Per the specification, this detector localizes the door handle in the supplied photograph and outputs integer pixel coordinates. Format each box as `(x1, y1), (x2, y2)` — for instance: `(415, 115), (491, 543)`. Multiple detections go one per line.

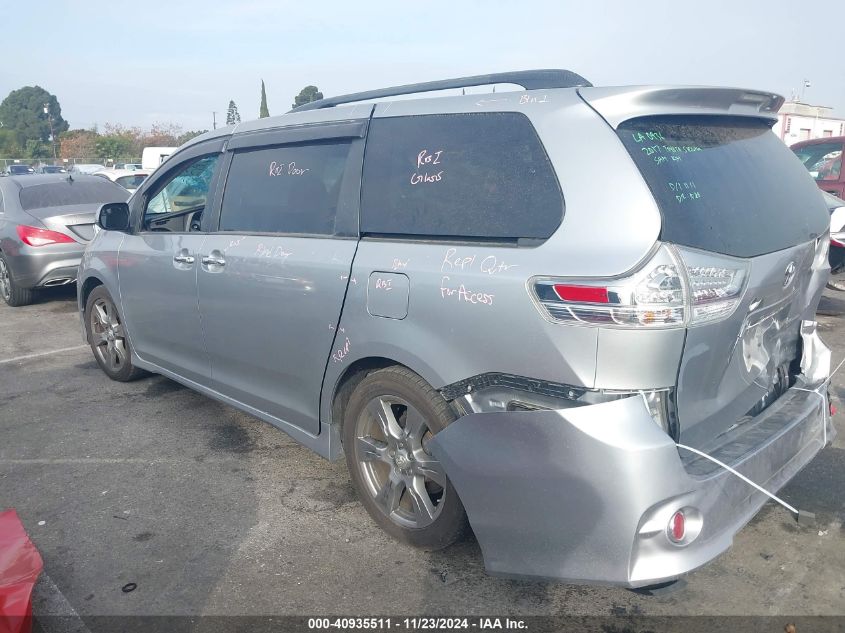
(201, 255), (226, 266)
(173, 254), (195, 264)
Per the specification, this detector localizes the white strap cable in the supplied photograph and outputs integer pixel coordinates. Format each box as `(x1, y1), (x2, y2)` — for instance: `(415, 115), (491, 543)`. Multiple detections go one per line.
(673, 356), (843, 519)
(793, 356), (845, 447)
(675, 443), (799, 515)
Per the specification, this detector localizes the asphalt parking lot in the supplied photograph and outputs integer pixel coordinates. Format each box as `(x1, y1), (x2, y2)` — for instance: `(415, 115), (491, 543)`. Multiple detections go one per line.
(1, 285), (844, 625)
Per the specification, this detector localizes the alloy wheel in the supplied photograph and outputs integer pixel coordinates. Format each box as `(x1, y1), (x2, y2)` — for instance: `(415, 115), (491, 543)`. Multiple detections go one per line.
(0, 258), (11, 302)
(90, 297), (127, 372)
(354, 395), (447, 529)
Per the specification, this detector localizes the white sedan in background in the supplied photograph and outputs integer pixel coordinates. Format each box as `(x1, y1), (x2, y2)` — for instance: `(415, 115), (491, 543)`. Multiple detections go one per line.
(93, 169), (150, 194)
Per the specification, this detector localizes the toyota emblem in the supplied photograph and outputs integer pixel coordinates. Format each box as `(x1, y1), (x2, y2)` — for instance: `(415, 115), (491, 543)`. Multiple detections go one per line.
(783, 261), (796, 288)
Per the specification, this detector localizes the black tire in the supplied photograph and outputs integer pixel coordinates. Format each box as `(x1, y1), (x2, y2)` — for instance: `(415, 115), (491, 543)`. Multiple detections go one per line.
(0, 252), (34, 307)
(84, 286), (146, 381)
(342, 366), (468, 550)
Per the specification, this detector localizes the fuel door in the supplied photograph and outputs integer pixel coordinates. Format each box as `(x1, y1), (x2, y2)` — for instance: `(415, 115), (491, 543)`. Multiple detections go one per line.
(367, 272), (409, 319)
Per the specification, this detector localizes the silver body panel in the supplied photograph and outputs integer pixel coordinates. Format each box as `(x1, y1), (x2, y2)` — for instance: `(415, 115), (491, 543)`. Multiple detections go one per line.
(197, 234), (357, 435)
(77, 82), (833, 586)
(118, 233), (210, 383)
(430, 327), (832, 587)
(677, 241), (828, 448)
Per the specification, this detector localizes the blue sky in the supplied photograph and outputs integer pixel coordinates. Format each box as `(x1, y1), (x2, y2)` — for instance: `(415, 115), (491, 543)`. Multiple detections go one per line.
(4, 0), (843, 131)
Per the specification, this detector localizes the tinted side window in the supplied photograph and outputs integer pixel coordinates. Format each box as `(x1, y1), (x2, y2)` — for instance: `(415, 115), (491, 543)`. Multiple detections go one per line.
(219, 142), (352, 235)
(360, 112), (563, 241)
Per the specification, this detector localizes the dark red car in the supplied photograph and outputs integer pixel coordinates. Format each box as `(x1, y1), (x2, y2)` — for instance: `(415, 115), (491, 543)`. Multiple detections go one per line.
(791, 135), (844, 198)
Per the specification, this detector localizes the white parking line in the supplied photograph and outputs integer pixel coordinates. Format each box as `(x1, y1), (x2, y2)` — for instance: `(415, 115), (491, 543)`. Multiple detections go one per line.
(0, 345), (88, 365)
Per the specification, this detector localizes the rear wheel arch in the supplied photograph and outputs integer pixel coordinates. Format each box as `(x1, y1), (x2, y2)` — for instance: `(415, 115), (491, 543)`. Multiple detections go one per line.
(330, 357), (457, 431)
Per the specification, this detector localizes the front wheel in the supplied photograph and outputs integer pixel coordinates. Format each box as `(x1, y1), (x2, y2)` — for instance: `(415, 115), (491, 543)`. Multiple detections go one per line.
(343, 366), (468, 550)
(84, 286), (145, 381)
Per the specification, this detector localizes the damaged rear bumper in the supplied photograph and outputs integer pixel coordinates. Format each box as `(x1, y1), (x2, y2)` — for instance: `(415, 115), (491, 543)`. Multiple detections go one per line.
(429, 326), (834, 588)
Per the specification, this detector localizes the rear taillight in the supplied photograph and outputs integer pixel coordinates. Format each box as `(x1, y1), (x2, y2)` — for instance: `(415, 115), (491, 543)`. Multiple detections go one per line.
(532, 244), (748, 328)
(679, 248), (749, 325)
(17, 225), (76, 247)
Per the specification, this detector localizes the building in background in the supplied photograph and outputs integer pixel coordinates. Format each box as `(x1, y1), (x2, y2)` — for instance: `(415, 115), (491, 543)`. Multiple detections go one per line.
(773, 101), (845, 145)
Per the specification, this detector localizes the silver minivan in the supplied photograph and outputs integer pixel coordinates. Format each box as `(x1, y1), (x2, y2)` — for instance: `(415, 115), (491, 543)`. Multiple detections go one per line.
(78, 70), (834, 587)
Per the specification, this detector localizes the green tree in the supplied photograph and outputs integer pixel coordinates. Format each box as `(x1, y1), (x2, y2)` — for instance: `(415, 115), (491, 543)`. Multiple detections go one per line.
(94, 135), (134, 162)
(25, 139), (51, 159)
(259, 80), (270, 118)
(292, 85), (323, 109)
(0, 129), (23, 157)
(226, 100), (241, 125)
(175, 130), (209, 146)
(0, 86), (69, 147)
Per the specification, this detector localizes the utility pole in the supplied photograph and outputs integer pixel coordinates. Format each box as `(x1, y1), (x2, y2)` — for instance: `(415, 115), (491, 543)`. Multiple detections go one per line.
(212, 111), (217, 130)
(799, 79), (811, 102)
(43, 103), (57, 161)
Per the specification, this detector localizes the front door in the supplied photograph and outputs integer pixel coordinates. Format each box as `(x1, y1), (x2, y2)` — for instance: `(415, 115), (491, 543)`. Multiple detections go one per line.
(119, 148), (223, 383)
(198, 129), (365, 434)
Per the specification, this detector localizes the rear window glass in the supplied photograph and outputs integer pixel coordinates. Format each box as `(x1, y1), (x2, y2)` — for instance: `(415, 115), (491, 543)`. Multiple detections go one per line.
(116, 175), (147, 189)
(618, 116), (830, 257)
(19, 179), (129, 210)
(219, 142), (351, 235)
(360, 113), (563, 241)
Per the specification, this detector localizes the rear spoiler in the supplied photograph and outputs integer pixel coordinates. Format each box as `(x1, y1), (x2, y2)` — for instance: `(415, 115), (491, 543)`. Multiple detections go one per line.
(577, 86), (783, 129)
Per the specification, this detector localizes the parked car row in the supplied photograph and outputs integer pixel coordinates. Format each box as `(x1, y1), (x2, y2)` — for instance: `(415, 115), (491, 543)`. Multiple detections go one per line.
(0, 71), (841, 590)
(3, 163), (141, 177)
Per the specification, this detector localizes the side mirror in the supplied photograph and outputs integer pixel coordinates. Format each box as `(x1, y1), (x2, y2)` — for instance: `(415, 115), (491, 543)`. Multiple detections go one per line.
(96, 202), (131, 232)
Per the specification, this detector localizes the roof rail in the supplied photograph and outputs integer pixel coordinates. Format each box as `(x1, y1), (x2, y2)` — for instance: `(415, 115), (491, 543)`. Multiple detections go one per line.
(289, 69), (592, 112)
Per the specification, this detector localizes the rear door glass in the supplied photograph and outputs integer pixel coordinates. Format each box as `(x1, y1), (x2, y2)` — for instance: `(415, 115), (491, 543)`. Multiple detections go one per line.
(219, 142), (352, 235)
(617, 116), (830, 257)
(360, 112), (563, 241)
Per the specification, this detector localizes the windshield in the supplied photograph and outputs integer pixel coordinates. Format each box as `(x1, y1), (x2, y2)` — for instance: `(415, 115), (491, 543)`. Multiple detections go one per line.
(9, 165), (34, 174)
(618, 115), (830, 257)
(792, 141), (843, 182)
(116, 175), (147, 189)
